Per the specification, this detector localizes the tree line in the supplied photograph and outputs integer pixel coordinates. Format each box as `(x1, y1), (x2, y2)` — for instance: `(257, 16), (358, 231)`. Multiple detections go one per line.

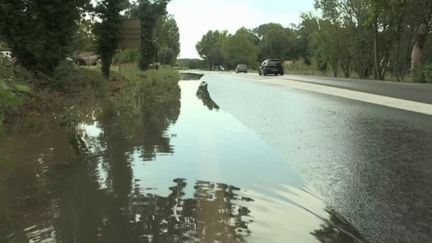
(196, 0), (432, 82)
(0, 0), (180, 78)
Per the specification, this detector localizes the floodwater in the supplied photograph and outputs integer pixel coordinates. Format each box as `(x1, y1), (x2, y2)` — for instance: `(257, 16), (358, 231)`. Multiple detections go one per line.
(0, 77), (365, 243)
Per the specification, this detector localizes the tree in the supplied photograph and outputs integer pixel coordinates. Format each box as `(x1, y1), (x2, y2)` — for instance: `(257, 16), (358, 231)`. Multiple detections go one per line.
(137, 0), (171, 71)
(254, 23), (291, 60)
(296, 13), (320, 65)
(409, 0), (432, 82)
(312, 0), (432, 81)
(254, 23), (285, 38)
(196, 30), (229, 70)
(71, 19), (97, 53)
(224, 28), (258, 69)
(94, 0), (129, 78)
(156, 16), (180, 65)
(0, 0), (89, 73)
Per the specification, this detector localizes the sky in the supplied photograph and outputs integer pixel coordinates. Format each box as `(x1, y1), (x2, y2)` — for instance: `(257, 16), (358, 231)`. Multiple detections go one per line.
(167, 0), (316, 59)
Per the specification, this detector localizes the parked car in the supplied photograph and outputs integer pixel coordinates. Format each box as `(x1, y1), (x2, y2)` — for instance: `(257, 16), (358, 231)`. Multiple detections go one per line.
(213, 65), (225, 71)
(235, 64), (248, 73)
(0, 51), (12, 60)
(73, 51), (100, 66)
(258, 59), (284, 76)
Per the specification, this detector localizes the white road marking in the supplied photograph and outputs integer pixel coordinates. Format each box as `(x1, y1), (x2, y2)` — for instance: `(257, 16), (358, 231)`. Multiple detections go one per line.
(261, 78), (432, 116)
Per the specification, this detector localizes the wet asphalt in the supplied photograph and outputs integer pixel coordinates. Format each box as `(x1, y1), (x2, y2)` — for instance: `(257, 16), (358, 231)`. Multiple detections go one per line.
(245, 73), (432, 104)
(201, 72), (432, 243)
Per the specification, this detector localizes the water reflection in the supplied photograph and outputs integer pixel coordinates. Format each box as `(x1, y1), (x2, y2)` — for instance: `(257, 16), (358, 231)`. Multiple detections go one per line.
(196, 81), (220, 111)
(98, 78), (181, 161)
(129, 179), (253, 243)
(180, 73), (204, 81)
(0, 79), (365, 243)
(311, 209), (366, 243)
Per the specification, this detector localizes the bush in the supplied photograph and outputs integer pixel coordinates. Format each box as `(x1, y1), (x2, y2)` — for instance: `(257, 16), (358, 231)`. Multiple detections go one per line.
(50, 62), (105, 92)
(0, 56), (31, 129)
(424, 64), (432, 83)
(411, 66), (426, 83)
(105, 67), (181, 135)
(112, 49), (139, 65)
(0, 0), (88, 73)
(51, 61), (77, 90)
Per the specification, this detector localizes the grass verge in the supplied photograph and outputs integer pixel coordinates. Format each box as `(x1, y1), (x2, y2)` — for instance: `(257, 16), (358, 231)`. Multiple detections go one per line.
(0, 60), (180, 133)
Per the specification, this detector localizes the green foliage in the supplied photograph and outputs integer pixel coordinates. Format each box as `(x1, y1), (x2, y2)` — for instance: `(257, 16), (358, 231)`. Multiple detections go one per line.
(254, 23), (285, 38)
(259, 26), (292, 60)
(0, 81), (22, 120)
(121, 66), (180, 87)
(424, 64), (432, 83)
(71, 20), (97, 53)
(296, 13), (320, 65)
(196, 30), (229, 69)
(224, 28), (258, 69)
(94, 0), (129, 78)
(136, 0), (171, 71)
(176, 59), (207, 69)
(311, 19), (354, 77)
(50, 62), (105, 91)
(195, 0), (432, 81)
(0, 57), (31, 128)
(0, 0), (89, 73)
(51, 62), (80, 91)
(156, 16), (180, 65)
(412, 65), (426, 83)
(113, 49), (140, 64)
(107, 67), (180, 135)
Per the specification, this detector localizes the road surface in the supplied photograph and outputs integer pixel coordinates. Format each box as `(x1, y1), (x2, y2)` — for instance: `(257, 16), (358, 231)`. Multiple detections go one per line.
(274, 74), (432, 104)
(197, 72), (432, 243)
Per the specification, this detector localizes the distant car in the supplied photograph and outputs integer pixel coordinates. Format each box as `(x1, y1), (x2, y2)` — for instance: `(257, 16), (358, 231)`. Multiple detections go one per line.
(258, 59), (284, 76)
(235, 64), (248, 73)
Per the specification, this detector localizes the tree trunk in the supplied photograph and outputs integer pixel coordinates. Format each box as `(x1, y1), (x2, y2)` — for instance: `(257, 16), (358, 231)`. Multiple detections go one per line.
(411, 23), (428, 70)
(411, 23), (428, 82)
(373, 21), (380, 80)
(401, 30), (414, 81)
(394, 36), (402, 81)
(332, 58), (338, 77)
(379, 54), (389, 80)
(393, 10), (406, 82)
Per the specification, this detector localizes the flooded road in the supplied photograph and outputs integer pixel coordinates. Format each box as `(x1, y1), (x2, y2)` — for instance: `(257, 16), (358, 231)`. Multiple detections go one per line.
(202, 72), (432, 243)
(0, 78), (364, 243)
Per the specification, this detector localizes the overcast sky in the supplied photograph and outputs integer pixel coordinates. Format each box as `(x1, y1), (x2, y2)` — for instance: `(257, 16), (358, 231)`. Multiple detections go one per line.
(167, 0), (316, 59)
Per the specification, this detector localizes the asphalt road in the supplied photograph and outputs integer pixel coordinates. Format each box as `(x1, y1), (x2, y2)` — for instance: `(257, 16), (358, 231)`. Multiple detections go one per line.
(247, 73), (432, 104)
(199, 72), (432, 243)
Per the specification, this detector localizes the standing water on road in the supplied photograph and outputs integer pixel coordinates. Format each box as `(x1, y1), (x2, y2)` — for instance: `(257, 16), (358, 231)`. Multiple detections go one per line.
(0, 78), (364, 243)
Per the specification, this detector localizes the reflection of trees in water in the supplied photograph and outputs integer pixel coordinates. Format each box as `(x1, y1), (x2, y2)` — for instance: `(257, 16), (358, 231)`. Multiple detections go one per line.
(95, 78), (182, 211)
(0, 79), (252, 242)
(2, 164), (254, 243)
(99, 78), (181, 161)
(193, 181), (252, 243)
(0, 76), (254, 242)
(0, 78), (184, 242)
(180, 73), (204, 80)
(128, 179), (253, 243)
(311, 208), (366, 243)
(196, 82), (220, 111)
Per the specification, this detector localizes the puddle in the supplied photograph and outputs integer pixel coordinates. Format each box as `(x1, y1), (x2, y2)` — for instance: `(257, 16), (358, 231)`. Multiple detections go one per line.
(0, 80), (364, 243)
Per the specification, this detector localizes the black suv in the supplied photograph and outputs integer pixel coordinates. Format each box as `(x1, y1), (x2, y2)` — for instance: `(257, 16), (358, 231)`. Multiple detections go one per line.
(258, 59), (284, 76)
